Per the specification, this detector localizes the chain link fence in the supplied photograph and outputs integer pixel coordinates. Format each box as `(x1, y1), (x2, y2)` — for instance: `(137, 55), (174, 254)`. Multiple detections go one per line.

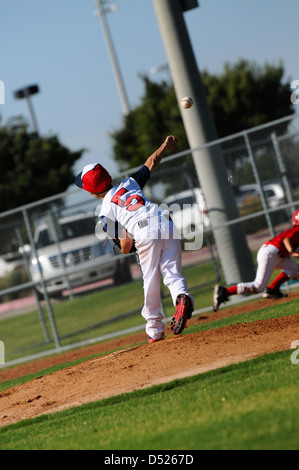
(1, 113), (299, 367)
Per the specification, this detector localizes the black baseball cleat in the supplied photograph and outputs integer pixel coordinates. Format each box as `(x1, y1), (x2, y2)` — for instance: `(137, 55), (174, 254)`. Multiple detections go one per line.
(213, 285), (229, 312)
(170, 294), (194, 335)
(262, 287), (288, 299)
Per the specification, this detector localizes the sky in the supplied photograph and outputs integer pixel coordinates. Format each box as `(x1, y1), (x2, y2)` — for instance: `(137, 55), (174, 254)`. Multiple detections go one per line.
(1, 0), (298, 182)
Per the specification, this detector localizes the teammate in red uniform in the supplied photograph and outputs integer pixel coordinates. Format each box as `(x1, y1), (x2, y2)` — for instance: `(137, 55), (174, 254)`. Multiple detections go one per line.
(213, 209), (299, 312)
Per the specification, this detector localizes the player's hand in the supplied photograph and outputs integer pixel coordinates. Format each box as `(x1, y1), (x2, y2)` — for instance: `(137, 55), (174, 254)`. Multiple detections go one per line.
(165, 136), (178, 151)
(291, 251), (299, 258)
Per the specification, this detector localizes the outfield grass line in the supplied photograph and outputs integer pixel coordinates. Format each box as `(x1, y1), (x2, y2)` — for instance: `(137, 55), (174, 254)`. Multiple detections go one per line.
(0, 301), (251, 369)
(0, 323), (146, 370)
(1, 300), (299, 395)
(1, 285), (299, 371)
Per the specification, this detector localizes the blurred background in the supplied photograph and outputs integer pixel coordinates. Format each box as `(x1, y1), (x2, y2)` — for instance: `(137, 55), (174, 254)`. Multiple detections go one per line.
(1, 0), (298, 175)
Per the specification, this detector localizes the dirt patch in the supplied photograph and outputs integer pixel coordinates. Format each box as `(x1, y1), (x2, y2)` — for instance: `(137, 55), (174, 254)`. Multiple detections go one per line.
(1, 292), (299, 427)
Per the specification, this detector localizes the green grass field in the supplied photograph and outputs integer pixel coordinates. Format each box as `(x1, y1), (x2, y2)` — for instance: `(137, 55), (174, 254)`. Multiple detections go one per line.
(1, 255), (299, 450)
(1, 295), (299, 450)
(0, 349), (298, 450)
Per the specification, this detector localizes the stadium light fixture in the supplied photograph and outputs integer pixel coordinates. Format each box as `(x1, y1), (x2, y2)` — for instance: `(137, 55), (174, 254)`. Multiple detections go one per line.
(14, 84), (40, 135)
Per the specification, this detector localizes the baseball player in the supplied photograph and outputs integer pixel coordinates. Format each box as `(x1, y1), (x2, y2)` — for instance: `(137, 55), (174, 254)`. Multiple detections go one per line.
(75, 136), (194, 343)
(213, 209), (299, 312)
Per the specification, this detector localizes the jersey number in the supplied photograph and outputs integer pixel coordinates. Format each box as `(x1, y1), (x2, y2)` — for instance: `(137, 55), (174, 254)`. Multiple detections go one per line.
(111, 188), (145, 212)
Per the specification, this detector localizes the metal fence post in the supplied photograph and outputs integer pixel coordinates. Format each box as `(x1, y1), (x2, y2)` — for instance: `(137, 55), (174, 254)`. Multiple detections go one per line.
(243, 132), (275, 238)
(15, 227), (51, 344)
(22, 208), (61, 349)
(46, 213), (74, 299)
(271, 132), (295, 216)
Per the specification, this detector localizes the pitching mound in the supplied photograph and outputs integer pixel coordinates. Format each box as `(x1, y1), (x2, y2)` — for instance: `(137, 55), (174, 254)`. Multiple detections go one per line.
(1, 293), (299, 427)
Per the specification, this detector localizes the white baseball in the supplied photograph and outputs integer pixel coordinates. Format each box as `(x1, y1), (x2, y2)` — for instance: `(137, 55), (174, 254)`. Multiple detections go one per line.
(181, 96), (193, 109)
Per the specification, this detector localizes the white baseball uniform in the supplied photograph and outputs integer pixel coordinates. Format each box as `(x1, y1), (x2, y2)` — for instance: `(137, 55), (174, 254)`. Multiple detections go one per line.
(236, 227), (299, 295)
(99, 165), (190, 339)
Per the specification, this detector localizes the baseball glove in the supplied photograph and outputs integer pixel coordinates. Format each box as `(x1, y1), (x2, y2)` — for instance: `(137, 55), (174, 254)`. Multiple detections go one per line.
(112, 237), (137, 255)
(112, 237), (121, 255)
(101, 217), (136, 255)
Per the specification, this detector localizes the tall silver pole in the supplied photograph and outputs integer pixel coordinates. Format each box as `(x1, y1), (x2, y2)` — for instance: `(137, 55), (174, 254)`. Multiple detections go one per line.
(152, 0), (255, 284)
(95, 0), (130, 115)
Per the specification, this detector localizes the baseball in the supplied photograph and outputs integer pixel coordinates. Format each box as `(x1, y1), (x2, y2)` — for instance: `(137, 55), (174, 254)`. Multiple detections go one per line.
(181, 96), (193, 109)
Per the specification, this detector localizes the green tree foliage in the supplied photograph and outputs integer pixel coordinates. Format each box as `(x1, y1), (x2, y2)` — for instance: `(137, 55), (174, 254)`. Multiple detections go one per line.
(202, 59), (294, 137)
(0, 119), (84, 211)
(111, 76), (189, 171)
(111, 60), (294, 171)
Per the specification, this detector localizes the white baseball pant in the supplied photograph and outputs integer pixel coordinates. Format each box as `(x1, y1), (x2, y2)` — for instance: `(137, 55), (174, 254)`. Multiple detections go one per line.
(135, 219), (189, 340)
(237, 243), (299, 295)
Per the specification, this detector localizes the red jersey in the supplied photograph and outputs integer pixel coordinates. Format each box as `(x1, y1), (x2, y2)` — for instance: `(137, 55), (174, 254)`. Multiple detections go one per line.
(265, 226), (299, 257)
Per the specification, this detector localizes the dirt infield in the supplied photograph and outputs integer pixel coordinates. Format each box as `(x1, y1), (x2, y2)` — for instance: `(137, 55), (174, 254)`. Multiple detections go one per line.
(1, 292), (299, 427)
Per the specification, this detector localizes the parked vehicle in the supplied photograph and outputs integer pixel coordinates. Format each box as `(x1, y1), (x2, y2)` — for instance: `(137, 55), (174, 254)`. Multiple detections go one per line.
(163, 188), (210, 239)
(163, 183), (286, 240)
(236, 183), (285, 209)
(0, 253), (24, 278)
(28, 212), (132, 297)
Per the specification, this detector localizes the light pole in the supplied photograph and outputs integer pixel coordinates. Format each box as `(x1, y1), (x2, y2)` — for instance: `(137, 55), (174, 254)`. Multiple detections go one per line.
(95, 0), (130, 115)
(152, 0), (255, 284)
(14, 84), (40, 135)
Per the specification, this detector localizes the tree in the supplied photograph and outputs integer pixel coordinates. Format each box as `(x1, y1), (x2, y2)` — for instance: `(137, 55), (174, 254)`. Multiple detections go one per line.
(0, 117), (84, 212)
(110, 60), (294, 171)
(202, 59), (294, 138)
(111, 76), (188, 171)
